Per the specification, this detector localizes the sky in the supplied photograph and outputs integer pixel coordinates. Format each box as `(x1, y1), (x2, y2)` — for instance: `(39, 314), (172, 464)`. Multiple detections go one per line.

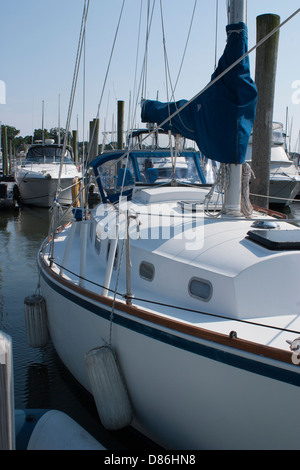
(0, 0), (300, 151)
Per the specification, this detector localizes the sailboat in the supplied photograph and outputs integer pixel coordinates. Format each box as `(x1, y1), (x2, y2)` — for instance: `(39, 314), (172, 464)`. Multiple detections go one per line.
(36, 0), (300, 449)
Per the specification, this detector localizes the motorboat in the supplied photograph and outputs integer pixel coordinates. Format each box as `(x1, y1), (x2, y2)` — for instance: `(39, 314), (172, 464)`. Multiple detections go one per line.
(15, 140), (82, 208)
(246, 122), (300, 206)
(35, 1), (300, 450)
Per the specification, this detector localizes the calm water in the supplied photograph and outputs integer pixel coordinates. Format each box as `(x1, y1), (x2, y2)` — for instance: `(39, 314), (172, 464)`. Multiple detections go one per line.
(0, 206), (156, 450)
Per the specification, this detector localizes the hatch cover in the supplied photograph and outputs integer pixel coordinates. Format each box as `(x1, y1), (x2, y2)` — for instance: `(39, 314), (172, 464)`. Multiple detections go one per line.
(247, 229), (300, 251)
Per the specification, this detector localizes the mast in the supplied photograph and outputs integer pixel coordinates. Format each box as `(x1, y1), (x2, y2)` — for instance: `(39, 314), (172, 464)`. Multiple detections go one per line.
(229, 0), (247, 24)
(224, 0), (247, 216)
(42, 100), (45, 145)
(58, 94), (61, 145)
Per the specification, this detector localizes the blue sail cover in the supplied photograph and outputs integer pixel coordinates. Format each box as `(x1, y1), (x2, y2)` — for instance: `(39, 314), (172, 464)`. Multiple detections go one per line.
(141, 23), (257, 164)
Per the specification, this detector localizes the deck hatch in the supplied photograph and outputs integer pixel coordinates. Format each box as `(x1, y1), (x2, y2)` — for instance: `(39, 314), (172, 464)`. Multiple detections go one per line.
(247, 229), (300, 251)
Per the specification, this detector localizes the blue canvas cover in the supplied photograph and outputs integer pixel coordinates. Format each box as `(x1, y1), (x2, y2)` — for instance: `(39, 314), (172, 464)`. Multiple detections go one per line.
(141, 23), (257, 164)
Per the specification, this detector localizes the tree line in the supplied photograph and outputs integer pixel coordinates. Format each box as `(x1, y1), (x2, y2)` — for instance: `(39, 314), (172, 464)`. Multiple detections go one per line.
(1, 124), (118, 158)
(0, 125), (74, 153)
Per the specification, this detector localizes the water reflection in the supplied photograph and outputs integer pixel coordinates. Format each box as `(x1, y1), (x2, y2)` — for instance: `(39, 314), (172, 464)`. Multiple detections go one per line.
(0, 206), (157, 450)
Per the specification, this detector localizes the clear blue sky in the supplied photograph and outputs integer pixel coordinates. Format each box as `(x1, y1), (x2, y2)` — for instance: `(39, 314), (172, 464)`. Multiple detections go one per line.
(1, 0), (299, 151)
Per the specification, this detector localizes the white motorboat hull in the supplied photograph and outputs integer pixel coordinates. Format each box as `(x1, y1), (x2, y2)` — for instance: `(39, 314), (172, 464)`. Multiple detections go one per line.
(16, 175), (78, 207)
(15, 141), (82, 207)
(38, 254), (300, 450)
(269, 178), (300, 206)
(246, 126), (300, 206)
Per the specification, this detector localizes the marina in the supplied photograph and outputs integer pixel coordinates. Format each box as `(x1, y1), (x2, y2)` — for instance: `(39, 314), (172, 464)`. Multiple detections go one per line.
(1, 0), (300, 451)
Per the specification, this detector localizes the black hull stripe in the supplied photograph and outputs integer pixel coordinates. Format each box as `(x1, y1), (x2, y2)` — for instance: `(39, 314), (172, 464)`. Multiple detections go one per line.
(41, 267), (300, 387)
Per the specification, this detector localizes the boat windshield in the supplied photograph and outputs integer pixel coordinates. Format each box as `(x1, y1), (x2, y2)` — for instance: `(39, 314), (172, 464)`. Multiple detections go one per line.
(135, 154), (202, 185)
(25, 145), (74, 164)
(92, 150), (206, 203)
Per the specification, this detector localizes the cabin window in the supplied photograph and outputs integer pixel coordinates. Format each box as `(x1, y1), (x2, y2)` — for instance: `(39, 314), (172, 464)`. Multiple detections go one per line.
(139, 261), (155, 282)
(189, 278), (212, 302)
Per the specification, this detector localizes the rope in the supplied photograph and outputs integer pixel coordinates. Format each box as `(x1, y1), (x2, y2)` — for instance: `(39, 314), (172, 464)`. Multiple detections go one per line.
(204, 163), (228, 217)
(250, 192), (299, 204)
(241, 162), (254, 217)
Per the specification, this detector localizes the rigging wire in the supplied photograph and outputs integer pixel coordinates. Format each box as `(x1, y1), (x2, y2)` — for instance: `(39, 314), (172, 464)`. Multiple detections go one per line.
(174, 0), (198, 93)
(141, 0), (156, 100)
(57, 0), (90, 191)
(214, 0), (219, 71)
(133, 0), (156, 123)
(82, 20), (86, 196)
(48, 0), (89, 260)
(86, 0), (126, 170)
(128, 0), (143, 138)
(153, 7), (300, 142)
(127, 6), (300, 157)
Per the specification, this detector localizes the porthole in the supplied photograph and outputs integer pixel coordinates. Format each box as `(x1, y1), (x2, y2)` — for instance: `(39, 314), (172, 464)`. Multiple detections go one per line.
(139, 261), (155, 282)
(189, 278), (212, 302)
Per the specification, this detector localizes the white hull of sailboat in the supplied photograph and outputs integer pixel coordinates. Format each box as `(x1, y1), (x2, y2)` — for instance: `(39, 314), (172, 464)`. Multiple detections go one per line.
(39, 256), (300, 450)
(33, 0), (300, 450)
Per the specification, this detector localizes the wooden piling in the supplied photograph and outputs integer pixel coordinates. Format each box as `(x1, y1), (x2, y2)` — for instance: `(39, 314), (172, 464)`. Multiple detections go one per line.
(89, 118), (100, 163)
(72, 130), (78, 165)
(250, 14), (280, 209)
(117, 101), (125, 150)
(8, 140), (12, 174)
(2, 126), (8, 176)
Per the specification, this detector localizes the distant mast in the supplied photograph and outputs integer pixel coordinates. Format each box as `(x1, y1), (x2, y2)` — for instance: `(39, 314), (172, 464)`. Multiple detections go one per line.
(58, 94), (61, 145)
(42, 100), (45, 145)
(224, 0), (247, 216)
